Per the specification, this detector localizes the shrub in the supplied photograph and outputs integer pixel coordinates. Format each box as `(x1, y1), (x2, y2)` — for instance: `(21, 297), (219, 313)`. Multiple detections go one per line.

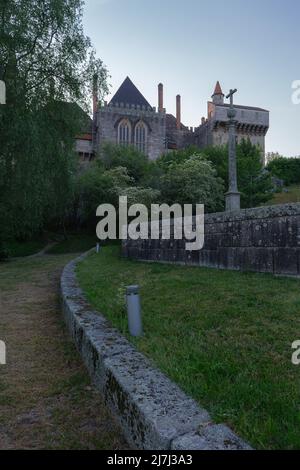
(267, 156), (300, 186)
(160, 155), (224, 213)
(100, 143), (149, 184)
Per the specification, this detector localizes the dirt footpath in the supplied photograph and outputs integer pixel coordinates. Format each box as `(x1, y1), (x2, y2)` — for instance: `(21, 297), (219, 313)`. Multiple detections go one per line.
(0, 253), (128, 450)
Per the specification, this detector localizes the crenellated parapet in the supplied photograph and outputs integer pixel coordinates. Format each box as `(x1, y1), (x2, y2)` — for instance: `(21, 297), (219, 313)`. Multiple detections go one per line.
(97, 102), (166, 122)
(212, 121), (269, 136)
(102, 101), (165, 114)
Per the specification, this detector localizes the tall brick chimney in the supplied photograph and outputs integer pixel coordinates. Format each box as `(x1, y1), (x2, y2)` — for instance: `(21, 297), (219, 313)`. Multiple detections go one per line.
(93, 74), (98, 117)
(176, 94), (181, 130)
(158, 83), (163, 112)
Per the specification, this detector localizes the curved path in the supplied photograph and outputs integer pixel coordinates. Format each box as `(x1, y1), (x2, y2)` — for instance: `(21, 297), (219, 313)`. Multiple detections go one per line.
(0, 252), (128, 449)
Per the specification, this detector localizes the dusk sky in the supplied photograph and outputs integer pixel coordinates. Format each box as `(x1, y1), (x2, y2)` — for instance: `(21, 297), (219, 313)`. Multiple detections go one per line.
(83, 0), (300, 156)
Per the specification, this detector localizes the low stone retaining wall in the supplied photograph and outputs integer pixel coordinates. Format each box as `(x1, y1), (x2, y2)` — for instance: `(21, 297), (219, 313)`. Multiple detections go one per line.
(61, 251), (251, 450)
(122, 203), (300, 275)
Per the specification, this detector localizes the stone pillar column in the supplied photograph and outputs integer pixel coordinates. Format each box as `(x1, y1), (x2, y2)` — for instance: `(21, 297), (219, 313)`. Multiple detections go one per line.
(176, 94), (181, 130)
(158, 83), (163, 112)
(225, 107), (240, 211)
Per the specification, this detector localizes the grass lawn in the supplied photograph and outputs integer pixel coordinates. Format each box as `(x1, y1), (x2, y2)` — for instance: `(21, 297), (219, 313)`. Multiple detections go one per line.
(46, 233), (97, 254)
(77, 245), (300, 450)
(268, 185), (300, 205)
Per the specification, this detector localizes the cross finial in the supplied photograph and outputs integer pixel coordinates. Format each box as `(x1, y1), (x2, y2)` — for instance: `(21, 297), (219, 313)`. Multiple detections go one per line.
(226, 88), (237, 107)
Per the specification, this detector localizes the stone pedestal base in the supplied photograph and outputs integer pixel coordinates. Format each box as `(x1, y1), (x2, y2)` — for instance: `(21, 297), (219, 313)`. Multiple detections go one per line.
(225, 191), (241, 212)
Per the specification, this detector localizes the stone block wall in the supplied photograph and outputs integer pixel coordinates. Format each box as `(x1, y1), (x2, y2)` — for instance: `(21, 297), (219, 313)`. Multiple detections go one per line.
(122, 203), (300, 276)
(61, 253), (251, 450)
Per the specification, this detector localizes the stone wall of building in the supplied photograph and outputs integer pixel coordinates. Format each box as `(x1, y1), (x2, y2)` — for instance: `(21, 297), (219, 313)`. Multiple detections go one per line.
(122, 204), (300, 276)
(194, 120), (214, 148)
(166, 128), (196, 150)
(209, 124), (266, 161)
(96, 103), (166, 160)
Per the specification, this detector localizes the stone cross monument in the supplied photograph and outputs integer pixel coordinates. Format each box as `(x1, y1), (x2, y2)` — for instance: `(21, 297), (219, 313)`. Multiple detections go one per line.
(225, 88), (240, 211)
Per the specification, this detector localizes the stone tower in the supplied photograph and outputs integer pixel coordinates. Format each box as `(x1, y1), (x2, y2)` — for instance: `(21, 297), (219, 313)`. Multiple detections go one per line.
(196, 82), (269, 164)
(211, 81), (224, 106)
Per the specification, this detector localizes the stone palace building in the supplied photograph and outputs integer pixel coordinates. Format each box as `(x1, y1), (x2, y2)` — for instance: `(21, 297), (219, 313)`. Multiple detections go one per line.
(76, 77), (269, 163)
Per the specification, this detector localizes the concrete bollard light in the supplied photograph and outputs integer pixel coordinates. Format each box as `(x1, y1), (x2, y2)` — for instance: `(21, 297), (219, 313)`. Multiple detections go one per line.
(126, 285), (143, 337)
(0, 80), (6, 105)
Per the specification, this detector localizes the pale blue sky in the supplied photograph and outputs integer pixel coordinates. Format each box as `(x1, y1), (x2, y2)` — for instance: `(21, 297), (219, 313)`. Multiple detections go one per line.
(83, 0), (300, 156)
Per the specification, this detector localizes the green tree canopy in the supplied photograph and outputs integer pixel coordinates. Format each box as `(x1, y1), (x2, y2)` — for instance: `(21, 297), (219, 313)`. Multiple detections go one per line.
(236, 139), (273, 207)
(158, 139), (273, 209)
(0, 0), (108, 248)
(0, 0), (108, 110)
(156, 146), (200, 170)
(267, 156), (300, 186)
(77, 162), (160, 228)
(160, 154), (224, 213)
(99, 143), (150, 185)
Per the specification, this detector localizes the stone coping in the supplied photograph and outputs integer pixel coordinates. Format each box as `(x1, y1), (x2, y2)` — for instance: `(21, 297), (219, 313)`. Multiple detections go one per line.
(60, 250), (252, 450)
(205, 202), (300, 223)
(162, 203), (300, 226)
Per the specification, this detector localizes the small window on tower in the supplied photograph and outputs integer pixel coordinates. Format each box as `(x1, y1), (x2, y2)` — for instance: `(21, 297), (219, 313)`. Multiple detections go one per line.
(134, 121), (147, 154)
(118, 119), (131, 146)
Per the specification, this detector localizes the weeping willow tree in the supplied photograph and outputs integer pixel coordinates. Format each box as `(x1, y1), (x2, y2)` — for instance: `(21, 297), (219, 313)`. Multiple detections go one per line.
(0, 0), (108, 252)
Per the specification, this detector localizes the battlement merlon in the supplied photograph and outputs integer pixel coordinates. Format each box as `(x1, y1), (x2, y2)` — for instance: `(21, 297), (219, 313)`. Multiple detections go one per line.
(97, 101), (166, 119)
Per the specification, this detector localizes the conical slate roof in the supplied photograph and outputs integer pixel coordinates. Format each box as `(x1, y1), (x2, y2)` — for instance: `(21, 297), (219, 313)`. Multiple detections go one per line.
(212, 81), (224, 96)
(109, 76), (152, 108)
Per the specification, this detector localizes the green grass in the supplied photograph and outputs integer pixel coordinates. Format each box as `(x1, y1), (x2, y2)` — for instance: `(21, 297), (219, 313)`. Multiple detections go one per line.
(268, 185), (300, 205)
(6, 239), (47, 257)
(77, 245), (300, 450)
(46, 233), (97, 254)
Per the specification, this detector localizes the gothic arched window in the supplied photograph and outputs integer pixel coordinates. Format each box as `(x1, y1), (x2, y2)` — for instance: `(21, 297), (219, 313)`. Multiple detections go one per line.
(118, 119), (131, 146)
(134, 121), (147, 153)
